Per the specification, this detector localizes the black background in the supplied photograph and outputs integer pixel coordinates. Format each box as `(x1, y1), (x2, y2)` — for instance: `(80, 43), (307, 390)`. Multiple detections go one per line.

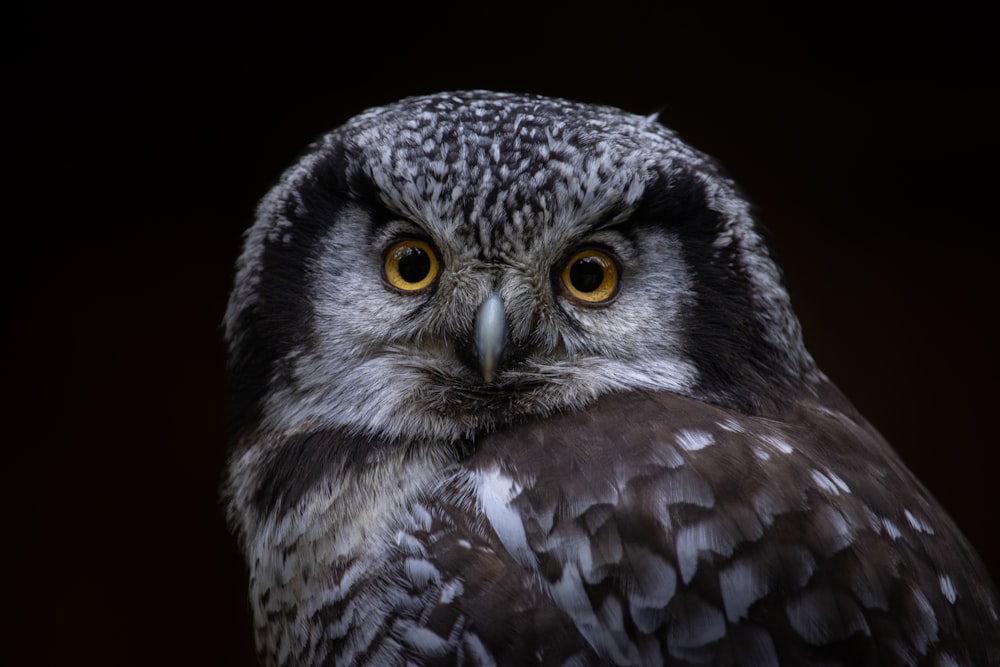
(7, 2), (997, 665)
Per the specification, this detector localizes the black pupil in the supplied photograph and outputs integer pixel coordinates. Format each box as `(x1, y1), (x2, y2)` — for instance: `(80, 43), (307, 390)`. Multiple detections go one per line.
(398, 246), (431, 283)
(569, 257), (605, 292)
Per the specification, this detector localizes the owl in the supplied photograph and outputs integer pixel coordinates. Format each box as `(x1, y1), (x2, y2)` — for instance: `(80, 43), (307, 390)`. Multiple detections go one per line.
(222, 91), (999, 666)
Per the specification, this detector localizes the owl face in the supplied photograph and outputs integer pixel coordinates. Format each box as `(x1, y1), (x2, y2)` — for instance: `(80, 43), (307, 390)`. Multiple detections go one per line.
(223, 92), (1000, 667)
(225, 91), (818, 445)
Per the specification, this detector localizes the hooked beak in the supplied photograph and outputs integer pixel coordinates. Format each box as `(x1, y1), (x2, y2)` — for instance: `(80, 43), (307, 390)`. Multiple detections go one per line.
(473, 291), (508, 383)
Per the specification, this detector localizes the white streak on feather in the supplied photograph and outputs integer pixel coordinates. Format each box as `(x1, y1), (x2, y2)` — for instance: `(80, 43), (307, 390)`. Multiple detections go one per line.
(549, 564), (639, 664)
(810, 469), (841, 495)
(827, 470), (851, 493)
(908, 587), (940, 653)
(717, 418), (746, 433)
(677, 520), (736, 584)
(720, 557), (772, 621)
(675, 428), (715, 451)
(882, 517), (902, 539)
(439, 578), (464, 605)
(404, 558), (441, 590)
(939, 575), (957, 604)
(905, 509), (935, 534)
(758, 433), (794, 454)
(474, 469), (535, 567)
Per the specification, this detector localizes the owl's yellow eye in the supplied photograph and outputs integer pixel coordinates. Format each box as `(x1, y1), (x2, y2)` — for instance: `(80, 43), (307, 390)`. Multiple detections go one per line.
(383, 239), (441, 292)
(560, 249), (620, 304)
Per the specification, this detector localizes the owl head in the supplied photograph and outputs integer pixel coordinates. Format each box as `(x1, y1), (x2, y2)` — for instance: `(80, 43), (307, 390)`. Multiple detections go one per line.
(224, 91), (820, 446)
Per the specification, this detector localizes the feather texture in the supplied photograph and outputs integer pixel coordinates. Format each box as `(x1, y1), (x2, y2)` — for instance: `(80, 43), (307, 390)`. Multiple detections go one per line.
(222, 91), (1000, 666)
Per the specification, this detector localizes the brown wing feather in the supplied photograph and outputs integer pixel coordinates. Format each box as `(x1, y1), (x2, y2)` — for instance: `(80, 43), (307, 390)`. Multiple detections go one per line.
(459, 389), (1000, 665)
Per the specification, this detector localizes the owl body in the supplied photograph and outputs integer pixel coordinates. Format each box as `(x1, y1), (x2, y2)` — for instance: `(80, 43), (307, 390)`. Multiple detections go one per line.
(223, 92), (999, 666)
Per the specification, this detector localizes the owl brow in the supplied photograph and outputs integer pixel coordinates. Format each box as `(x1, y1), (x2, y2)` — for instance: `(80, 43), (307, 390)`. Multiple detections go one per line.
(367, 196), (415, 230)
(338, 159), (416, 230)
(582, 201), (636, 234)
(604, 170), (707, 234)
(347, 186), (420, 235)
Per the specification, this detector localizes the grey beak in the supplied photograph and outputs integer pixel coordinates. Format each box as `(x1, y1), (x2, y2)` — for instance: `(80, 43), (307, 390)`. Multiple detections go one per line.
(474, 292), (508, 382)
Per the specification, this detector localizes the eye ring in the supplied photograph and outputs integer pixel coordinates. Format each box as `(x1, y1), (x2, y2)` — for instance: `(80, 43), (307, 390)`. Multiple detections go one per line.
(559, 248), (621, 305)
(382, 238), (441, 293)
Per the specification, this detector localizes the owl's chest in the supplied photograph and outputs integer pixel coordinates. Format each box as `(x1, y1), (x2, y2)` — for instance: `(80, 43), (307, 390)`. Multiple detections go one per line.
(248, 452), (458, 666)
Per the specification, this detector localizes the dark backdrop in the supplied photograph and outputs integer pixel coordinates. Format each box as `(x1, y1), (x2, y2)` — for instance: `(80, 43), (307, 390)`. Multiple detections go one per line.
(7, 3), (997, 665)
